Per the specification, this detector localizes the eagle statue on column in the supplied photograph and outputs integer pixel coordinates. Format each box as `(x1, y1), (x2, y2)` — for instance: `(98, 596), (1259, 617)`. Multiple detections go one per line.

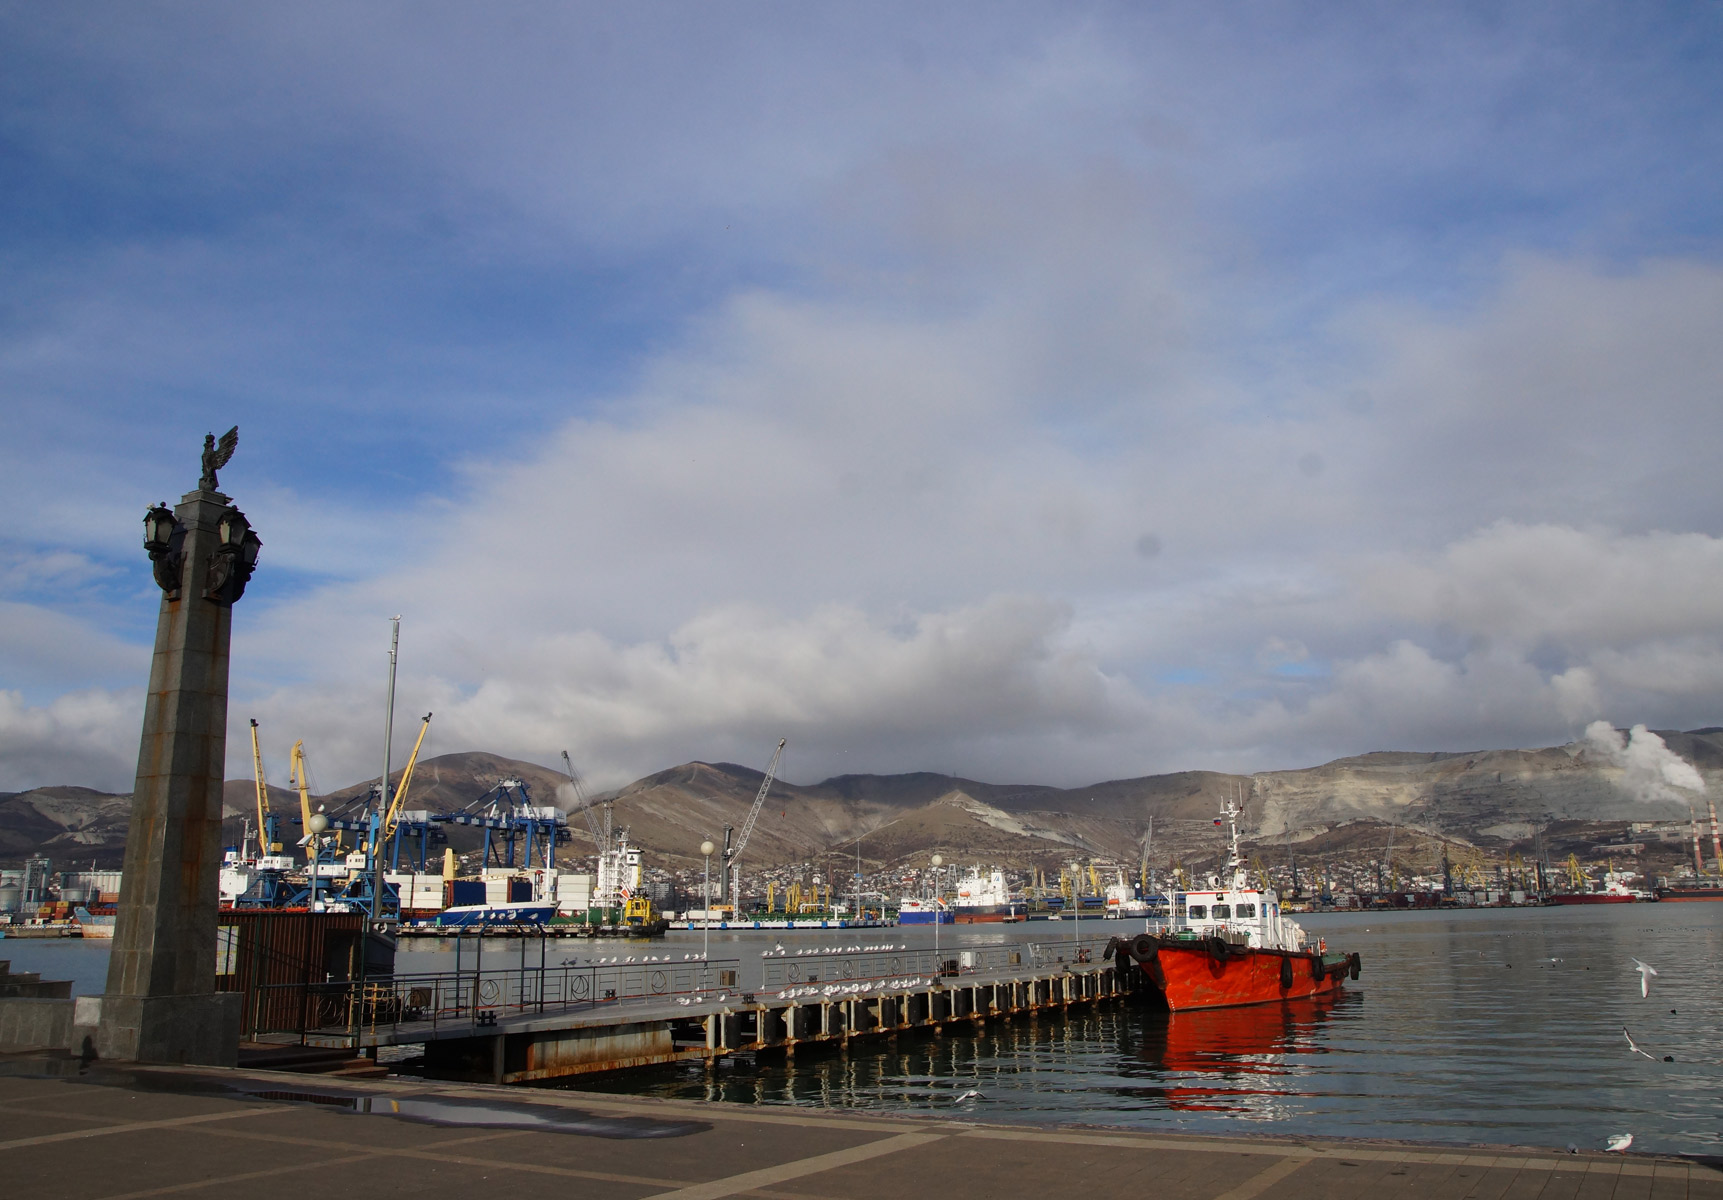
(199, 426), (239, 492)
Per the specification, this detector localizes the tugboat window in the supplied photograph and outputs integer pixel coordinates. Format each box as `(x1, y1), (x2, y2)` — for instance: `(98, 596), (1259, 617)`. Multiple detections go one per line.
(1187, 904), (1206, 919)
(1212, 904), (1231, 919)
(1237, 903), (1256, 918)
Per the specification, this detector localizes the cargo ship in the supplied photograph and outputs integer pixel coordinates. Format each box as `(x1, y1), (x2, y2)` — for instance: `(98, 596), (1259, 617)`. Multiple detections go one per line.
(1109, 799), (1358, 1010)
(1548, 867), (1652, 904)
(952, 867), (1026, 923)
(1655, 882), (1723, 901)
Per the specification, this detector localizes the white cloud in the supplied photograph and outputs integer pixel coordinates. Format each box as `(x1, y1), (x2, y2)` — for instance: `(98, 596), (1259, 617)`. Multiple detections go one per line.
(0, 688), (141, 792)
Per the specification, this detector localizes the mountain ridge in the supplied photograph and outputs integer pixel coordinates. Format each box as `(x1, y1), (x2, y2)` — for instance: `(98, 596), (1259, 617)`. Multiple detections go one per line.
(3, 727), (1717, 870)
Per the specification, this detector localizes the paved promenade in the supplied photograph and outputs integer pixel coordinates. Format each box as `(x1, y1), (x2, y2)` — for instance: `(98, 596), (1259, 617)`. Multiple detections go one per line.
(0, 1062), (1717, 1200)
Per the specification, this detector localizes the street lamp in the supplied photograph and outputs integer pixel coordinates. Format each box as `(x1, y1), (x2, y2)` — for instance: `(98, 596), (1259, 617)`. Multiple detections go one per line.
(931, 854), (943, 965)
(142, 503), (182, 597)
(700, 840), (715, 987)
(306, 809), (330, 909)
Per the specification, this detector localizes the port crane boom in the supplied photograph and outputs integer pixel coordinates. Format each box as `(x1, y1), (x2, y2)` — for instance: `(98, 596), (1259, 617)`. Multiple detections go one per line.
(247, 718), (281, 855)
(725, 738), (786, 907)
(560, 751), (612, 855)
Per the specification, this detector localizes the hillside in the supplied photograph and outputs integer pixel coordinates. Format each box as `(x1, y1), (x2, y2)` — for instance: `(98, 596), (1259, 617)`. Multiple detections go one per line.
(4, 727), (1719, 873)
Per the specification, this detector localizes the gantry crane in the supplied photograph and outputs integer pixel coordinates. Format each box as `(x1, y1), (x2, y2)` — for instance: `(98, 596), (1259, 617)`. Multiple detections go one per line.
(723, 738), (785, 909)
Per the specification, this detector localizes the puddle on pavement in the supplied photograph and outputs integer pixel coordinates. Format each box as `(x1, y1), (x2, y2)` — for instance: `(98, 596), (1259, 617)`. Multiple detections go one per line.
(67, 1068), (706, 1138)
(237, 1085), (707, 1138)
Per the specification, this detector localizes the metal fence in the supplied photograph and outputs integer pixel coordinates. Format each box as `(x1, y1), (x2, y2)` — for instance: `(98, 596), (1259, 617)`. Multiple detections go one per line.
(249, 951), (743, 1046)
(758, 936), (1105, 991)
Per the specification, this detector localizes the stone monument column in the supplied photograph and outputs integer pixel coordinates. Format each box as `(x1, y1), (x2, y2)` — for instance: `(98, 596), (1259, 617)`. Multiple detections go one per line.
(98, 428), (260, 1065)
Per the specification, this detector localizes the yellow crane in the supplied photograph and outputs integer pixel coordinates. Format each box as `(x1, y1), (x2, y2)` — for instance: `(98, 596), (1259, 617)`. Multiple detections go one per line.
(247, 719), (281, 855)
(288, 739), (317, 860)
(1565, 853), (1585, 889)
(376, 713), (433, 856)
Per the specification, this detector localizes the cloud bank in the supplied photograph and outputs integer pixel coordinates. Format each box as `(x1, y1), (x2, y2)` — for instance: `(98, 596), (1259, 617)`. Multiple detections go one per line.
(2, 7), (1721, 793)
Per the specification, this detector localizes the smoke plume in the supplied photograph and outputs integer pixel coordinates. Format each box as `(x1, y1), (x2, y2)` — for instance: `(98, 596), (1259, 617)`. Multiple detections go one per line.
(1584, 721), (1706, 803)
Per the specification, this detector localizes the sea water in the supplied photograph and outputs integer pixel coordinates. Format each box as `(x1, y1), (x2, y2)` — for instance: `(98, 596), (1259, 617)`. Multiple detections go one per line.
(570, 903), (1723, 1157)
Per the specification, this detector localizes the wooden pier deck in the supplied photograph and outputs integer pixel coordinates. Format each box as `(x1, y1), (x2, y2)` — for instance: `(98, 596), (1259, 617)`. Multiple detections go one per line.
(394, 959), (1127, 1084)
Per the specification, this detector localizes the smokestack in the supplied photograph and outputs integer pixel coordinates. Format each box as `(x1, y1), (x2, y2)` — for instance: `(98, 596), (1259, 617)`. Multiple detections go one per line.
(1693, 807), (1707, 877)
(1710, 800), (1723, 877)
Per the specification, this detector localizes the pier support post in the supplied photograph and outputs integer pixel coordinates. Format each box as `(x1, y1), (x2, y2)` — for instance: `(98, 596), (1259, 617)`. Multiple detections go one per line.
(99, 440), (257, 1066)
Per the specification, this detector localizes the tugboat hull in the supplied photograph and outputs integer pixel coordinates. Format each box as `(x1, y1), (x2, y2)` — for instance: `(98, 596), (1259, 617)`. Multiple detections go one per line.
(1114, 935), (1359, 1010)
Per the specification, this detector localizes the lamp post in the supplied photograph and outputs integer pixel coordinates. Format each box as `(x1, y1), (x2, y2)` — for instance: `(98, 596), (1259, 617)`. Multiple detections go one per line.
(931, 854), (943, 965)
(306, 810), (330, 910)
(700, 840), (715, 989)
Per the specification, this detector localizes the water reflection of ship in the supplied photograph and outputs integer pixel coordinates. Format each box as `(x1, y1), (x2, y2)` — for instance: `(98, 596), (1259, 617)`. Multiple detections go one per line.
(1134, 992), (1350, 1112)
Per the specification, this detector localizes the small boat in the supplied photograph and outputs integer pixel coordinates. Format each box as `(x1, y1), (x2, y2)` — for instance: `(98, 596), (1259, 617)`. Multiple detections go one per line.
(72, 907), (116, 939)
(896, 897), (952, 925)
(1109, 798), (1358, 1010)
(951, 867), (1026, 923)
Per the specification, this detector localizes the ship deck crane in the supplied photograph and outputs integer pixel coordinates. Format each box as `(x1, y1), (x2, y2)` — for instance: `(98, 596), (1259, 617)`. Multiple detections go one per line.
(725, 738), (785, 910)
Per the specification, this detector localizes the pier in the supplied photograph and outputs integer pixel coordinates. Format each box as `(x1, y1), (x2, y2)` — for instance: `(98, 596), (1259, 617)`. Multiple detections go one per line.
(240, 938), (1127, 1084)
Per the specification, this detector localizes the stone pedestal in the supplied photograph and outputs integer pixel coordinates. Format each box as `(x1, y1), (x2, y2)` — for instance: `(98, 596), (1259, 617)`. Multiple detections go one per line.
(95, 993), (241, 1065)
(98, 487), (245, 1066)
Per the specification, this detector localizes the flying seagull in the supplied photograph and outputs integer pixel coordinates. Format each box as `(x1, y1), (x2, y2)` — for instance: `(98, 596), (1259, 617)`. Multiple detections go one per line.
(953, 1089), (983, 1103)
(1622, 1028), (1656, 1061)
(1631, 958), (1659, 998)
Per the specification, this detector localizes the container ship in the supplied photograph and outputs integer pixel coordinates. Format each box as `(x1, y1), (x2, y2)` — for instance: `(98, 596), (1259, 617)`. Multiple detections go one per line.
(1109, 799), (1358, 1010)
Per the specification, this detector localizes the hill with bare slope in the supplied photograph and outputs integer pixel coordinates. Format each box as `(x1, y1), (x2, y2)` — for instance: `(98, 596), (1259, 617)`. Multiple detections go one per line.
(6, 728), (1720, 871)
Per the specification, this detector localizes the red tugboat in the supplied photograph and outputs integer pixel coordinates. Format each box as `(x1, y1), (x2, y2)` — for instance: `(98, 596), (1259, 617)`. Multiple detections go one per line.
(1110, 799), (1359, 1010)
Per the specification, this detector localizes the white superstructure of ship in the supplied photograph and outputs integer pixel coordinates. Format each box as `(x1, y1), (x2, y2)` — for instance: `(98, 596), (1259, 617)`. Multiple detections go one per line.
(951, 866), (1026, 922)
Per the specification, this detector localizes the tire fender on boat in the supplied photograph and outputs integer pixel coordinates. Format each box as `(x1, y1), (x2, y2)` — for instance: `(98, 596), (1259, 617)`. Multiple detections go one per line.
(1349, 952), (1361, 981)
(1279, 954), (1293, 990)
(1310, 954), (1325, 982)
(1205, 934), (1230, 960)
(1134, 937), (1167, 988)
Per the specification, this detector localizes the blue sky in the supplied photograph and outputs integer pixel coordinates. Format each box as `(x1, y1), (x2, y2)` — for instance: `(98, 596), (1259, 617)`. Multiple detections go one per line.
(3, 4), (1723, 793)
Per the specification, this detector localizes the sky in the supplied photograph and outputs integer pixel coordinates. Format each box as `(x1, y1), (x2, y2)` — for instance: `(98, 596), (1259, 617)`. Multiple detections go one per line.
(3, 3), (1723, 795)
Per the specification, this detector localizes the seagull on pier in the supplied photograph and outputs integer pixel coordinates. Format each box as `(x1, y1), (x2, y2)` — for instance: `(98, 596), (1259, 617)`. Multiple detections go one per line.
(1605, 1134), (1633, 1153)
(1631, 958), (1659, 998)
(1622, 1028), (1656, 1061)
